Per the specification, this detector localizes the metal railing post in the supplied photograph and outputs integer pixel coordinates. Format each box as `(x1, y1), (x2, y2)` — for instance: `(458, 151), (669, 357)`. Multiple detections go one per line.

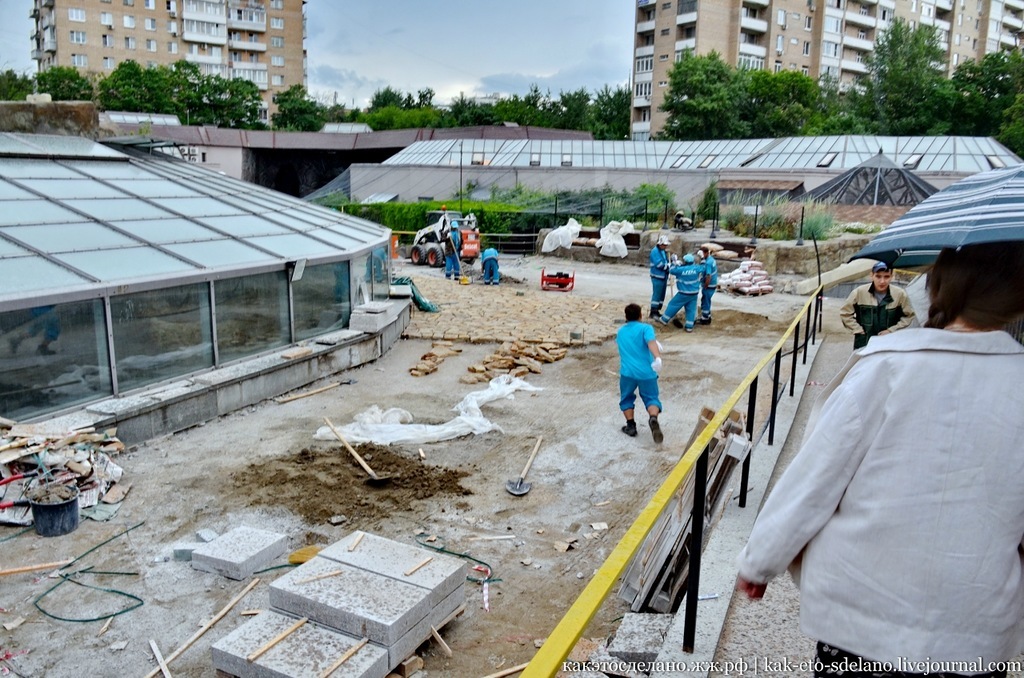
(769, 349), (781, 445)
(682, 442), (709, 653)
(739, 376), (758, 508)
(790, 321), (800, 397)
(803, 303), (812, 365)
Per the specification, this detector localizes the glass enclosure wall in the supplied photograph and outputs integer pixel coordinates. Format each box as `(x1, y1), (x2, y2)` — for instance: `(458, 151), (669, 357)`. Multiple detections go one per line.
(0, 300), (112, 420)
(293, 261), (351, 341)
(214, 271), (290, 364)
(110, 284), (214, 392)
(370, 245), (390, 300)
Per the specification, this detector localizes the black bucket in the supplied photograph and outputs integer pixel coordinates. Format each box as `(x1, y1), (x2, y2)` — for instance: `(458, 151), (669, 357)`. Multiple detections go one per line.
(29, 486), (80, 538)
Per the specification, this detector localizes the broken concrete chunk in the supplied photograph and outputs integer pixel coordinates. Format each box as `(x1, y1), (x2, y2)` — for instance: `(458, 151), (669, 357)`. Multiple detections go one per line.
(196, 528), (219, 543)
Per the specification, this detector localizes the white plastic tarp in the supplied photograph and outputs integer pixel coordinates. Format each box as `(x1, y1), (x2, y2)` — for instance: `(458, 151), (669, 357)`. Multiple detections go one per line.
(541, 218), (582, 253)
(313, 375), (542, 446)
(595, 220), (635, 258)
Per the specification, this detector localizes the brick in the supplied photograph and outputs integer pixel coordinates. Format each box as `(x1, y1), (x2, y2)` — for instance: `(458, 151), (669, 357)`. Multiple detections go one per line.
(196, 528), (220, 542)
(396, 654), (423, 677)
(607, 612), (674, 664)
(192, 526), (288, 581)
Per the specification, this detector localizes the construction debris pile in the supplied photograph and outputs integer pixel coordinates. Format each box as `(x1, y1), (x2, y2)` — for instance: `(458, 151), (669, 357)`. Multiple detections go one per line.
(718, 260), (775, 295)
(409, 340), (463, 376)
(461, 340), (569, 385)
(0, 418), (128, 526)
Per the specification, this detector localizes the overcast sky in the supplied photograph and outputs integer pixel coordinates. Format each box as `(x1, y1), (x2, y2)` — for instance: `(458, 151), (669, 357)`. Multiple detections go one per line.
(0, 1), (634, 108)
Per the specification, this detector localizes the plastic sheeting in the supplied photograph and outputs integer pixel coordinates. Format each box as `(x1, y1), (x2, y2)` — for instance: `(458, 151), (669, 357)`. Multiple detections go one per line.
(541, 218), (583, 253)
(596, 220), (635, 258)
(313, 374), (543, 446)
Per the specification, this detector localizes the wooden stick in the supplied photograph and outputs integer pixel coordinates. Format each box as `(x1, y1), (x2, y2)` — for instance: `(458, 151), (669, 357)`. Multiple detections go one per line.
(0, 439), (27, 453)
(295, 569), (343, 585)
(347, 532), (364, 552)
(97, 617), (113, 637)
(247, 617), (307, 662)
(240, 609), (261, 616)
(480, 662), (530, 678)
(149, 639), (172, 678)
(275, 382), (339, 404)
(0, 559), (72, 577)
(467, 535), (516, 542)
(404, 556), (432, 576)
(436, 603), (466, 630)
(320, 637), (368, 678)
(418, 448), (426, 459)
(430, 626), (452, 658)
(142, 578), (259, 678)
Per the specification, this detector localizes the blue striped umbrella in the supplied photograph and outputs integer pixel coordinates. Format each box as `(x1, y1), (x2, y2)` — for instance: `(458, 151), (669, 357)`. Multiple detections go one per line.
(852, 163), (1024, 267)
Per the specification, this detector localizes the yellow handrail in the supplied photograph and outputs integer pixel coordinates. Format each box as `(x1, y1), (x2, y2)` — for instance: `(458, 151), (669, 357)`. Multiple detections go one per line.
(522, 285), (823, 677)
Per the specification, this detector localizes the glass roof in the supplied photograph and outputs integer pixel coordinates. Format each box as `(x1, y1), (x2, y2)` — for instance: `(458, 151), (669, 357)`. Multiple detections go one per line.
(383, 136), (1021, 171)
(0, 133), (389, 303)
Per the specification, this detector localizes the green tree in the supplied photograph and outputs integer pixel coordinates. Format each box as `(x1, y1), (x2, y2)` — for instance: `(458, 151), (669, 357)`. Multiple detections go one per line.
(588, 84), (630, 140)
(551, 87), (591, 130)
(659, 51), (748, 140)
(997, 93), (1024, 156)
(860, 18), (951, 135)
(442, 93), (495, 126)
(35, 66), (93, 101)
(950, 52), (1024, 136)
(741, 70), (818, 138)
(271, 84), (326, 131)
(97, 60), (152, 111)
(207, 76), (264, 129)
(361, 105), (441, 130)
(0, 69), (34, 101)
(802, 74), (872, 134)
(492, 84), (555, 127)
(369, 86), (409, 112)
(416, 87), (435, 108)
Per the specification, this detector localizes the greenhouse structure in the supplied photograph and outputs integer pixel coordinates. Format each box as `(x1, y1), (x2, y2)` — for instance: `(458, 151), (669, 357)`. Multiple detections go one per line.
(0, 133), (393, 425)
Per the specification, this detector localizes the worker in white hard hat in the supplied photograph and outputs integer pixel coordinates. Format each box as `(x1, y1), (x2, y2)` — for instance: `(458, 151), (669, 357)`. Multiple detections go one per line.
(649, 234), (672, 319)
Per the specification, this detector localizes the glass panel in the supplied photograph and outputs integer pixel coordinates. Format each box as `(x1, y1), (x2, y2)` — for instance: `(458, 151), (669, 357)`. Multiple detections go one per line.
(292, 260), (351, 341)
(351, 253), (372, 308)
(2, 223), (138, 251)
(0, 256), (92, 293)
(110, 283), (213, 391)
(369, 246), (389, 301)
(152, 196), (242, 216)
(165, 239), (270, 267)
(0, 182), (34, 200)
(59, 247), (197, 279)
(214, 271), (289, 363)
(18, 179), (126, 200)
(0, 300), (112, 420)
(113, 218), (220, 243)
(0, 200), (84, 226)
(310, 228), (365, 250)
(196, 215), (292, 237)
(0, 160), (84, 179)
(73, 161), (158, 180)
(0, 239), (31, 257)
(247, 233), (340, 258)
(116, 179), (204, 199)
(65, 197), (174, 222)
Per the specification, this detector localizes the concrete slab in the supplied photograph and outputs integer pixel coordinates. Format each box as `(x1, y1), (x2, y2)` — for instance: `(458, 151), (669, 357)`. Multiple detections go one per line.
(607, 613), (673, 664)
(269, 556), (431, 646)
(211, 609), (389, 678)
(385, 583), (464, 671)
(172, 542), (204, 561)
(318, 532), (467, 608)
(191, 526), (288, 581)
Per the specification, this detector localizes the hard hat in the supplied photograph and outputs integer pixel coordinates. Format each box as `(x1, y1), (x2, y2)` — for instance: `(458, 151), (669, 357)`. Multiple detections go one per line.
(683, 253), (695, 264)
(441, 204), (447, 210)
(656, 235), (670, 246)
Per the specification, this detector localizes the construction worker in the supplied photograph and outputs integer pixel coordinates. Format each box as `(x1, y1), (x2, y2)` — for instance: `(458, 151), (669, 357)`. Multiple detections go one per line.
(439, 206), (462, 280)
(481, 247), (500, 285)
(840, 261), (916, 349)
(697, 245), (718, 325)
(617, 303), (664, 444)
(649, 234), (671, 319)
(657, 253), (703, 332)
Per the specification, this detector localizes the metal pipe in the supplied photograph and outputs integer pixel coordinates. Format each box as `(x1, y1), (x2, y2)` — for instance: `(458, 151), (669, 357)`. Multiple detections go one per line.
(740, 375), (758, 508)
(769, 349), (781, 445)
(682, 442), (709, 653)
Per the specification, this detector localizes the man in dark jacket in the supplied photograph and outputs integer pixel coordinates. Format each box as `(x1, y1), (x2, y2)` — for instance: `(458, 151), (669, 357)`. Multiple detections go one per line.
(840, 261), (916, 349)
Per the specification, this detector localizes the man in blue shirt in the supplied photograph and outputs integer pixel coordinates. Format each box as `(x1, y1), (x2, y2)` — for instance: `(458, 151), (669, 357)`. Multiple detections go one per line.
(481, 247), (500, 285)
(658, 253), (704, 332)
(616, 303), (664, 443)
(649, 235), (671, 319)
(697, 245), (719, 325)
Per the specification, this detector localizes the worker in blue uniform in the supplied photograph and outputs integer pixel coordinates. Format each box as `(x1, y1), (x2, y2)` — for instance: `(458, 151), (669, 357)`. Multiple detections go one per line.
(657, 253), (704, 332)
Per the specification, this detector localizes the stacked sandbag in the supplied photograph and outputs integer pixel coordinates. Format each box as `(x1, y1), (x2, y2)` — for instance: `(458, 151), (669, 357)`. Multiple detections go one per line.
(718, 260), (775, 295)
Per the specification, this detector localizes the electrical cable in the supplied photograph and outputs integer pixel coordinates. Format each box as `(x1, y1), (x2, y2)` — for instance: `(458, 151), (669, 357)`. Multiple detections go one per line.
(415, 534), (501, 584)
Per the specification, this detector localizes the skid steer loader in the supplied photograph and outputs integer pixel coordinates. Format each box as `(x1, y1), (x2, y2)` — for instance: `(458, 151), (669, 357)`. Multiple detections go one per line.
(409, 210), (480, 268)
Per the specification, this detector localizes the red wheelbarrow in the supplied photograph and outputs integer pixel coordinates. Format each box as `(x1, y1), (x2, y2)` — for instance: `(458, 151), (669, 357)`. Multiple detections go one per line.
(540, 268), (575, 292)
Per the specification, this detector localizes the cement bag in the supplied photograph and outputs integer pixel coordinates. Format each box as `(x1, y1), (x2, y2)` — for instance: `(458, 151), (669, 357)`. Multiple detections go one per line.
(596, 220), (635, 258)
(542, 218), (583, 253)
(313, 375), (543, 446)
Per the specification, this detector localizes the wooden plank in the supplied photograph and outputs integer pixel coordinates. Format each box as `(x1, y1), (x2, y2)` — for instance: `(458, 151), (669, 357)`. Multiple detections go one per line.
(149, 639), (172, 678)
(403, 557), (432, 577)
(480, 662), (529, 678)
(0, 559), (72, 577)
(247, 617), (307, 662)
(274, 382), (339, 404)
(295, 570), (344, 585)
(319, 637), (368, 678)
(281, 346), (314, 360)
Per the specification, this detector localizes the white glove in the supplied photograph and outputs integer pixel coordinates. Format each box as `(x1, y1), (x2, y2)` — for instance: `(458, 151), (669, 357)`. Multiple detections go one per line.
(670, 254), (680, 265)
(651, 357), (663, 373)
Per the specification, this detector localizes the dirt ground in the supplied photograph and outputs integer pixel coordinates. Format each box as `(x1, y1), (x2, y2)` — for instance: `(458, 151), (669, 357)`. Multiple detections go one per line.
(0, 255), (833, 678)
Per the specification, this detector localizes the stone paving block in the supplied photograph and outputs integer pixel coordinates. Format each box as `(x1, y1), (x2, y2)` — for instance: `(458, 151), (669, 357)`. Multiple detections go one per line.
(269, 556), (430, 646)
(385, 582), (464, 671)
(173, 542), (204, 561)
(192, 526), (288, 581)
(197, 528), (220, 542)
(607, 612), (673, 664)
(211, 609), (389, 678)
(319, 532), (467, 608)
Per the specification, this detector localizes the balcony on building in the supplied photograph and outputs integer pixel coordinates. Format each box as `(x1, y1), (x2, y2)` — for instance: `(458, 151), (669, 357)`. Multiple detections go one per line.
(841, 57), (869, 74)
(227, 12), (266, 33)
(878, 0), (896, 9)
(183, 29), (227, 45)
(740, 16), (768, 33)
(631, 121), (651, 136)
(43, 38), (56, 52)
(184, 52), (224, 65)
(743, 0), (770, 7)
(845, 10), (876, 28)
(999, 31), (1019, 47)
(635, 71), (653, 84)
(935, 0), (953, 10)
(860, 0), (878, 5)
(933, 17), (951, 31)
(635, 44), (655, 57)
(29, 7), (39, 18)
(41, 0), (54, 7)
(1006, 0), (1024, 11)
(1001, 13), (1023, 30)
(675, 37), (696, 51)
(31, 49), (44, 60)
(677, 11), (697, 25)
(229, 37), (266, 51)
(633, 96), (651, 109)
(842, 33), (874, 51)
(183, 6), (227, 25)
(637, 19), (656, 33)
(739, 42), (768, 58)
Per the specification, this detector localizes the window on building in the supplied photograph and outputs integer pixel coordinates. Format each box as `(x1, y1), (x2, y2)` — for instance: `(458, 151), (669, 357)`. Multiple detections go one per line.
(954, 33), (961, 45)
(68, 7), (86, 21)
(858, 29), (867, 39)
(70, 30), (87, 44)
(145, 18), (156, 30)
(817, 152), (837, 167)
(776, 35), (784, 52)
(683, 26), (695, 38)
(953, 52), (960, 65)
(101, 11), (114, 25)
(271, 55), (284, 66)
(635, 56), (653, 72)
(102, 34), (114, 47)
(103, 56), (115, 68)
(880, 8), (892, 20)
(561, 154), (572, 167)
(823, 40), (839, 57)
(125, 37), (136, 49)
(529, 153), (540, 166)
(124, 15), (136, 28)
(778, 9), (786, 25)
(71, 54), (88, 66)
(146, 39), (157, 51)
(802, 66), (810, 75)
(911, 0), (917, 11)
(698, 155), (716, 168)
(663, 2), (672, 8)
(270, 36), (284, 47)
(805, 16), (813, 29)
(270, 0), (283, 8)
(738, 55), (766, 70)
(168, 42), (178, 53)
(271, 74), (284, 85)
(658, 80), (668, 87)
(124, 0), (134, 5)
(825, 17), (841, 32)
(774, 60), (783, 72)
(144, 0), (155, 7)
(271, 17), (284, 29)
(903, 153), (923, 169)
(660, 27), (670, 35)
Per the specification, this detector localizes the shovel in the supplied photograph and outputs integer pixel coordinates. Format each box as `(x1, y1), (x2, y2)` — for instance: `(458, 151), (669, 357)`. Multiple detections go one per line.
(323, 417), (393, 485)
(506, 436), (543, 496)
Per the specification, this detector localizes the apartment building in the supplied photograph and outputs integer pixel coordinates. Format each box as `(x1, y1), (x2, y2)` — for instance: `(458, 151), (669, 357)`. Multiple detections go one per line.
(634, 0), (1024, 139)
(30, 0), (306, 122)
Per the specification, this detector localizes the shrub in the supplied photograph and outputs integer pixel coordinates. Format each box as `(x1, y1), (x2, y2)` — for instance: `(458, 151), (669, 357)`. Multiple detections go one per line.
(694, 181), (719, 225)
(721, 205), (749, 234)
(800, 205), (836, 241)
(758, 204), (792, 241)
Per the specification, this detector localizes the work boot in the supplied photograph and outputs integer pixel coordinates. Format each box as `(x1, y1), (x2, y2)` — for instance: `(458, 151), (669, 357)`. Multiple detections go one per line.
(671, 318), (684, 329)
(621, 420), (637, 437)
(654, 316), (668, 326)
(700, 316), (712, 326)
(649, 416), (663, 444)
